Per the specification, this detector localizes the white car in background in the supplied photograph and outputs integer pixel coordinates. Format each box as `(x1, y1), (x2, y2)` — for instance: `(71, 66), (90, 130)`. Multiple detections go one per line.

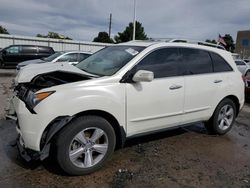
(16, 51), (92, 70)
(235, 59), (250, 75)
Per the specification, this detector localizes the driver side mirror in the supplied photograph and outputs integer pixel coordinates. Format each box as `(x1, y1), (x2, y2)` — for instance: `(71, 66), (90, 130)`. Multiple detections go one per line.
(132, 70), (154, 82)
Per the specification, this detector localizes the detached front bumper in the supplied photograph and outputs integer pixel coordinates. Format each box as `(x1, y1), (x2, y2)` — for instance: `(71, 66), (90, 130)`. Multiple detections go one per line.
(16, 134), (40, 161)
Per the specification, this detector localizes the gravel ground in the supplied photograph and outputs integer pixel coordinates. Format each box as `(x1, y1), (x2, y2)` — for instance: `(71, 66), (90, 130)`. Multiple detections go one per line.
(0, 69), (250, 188)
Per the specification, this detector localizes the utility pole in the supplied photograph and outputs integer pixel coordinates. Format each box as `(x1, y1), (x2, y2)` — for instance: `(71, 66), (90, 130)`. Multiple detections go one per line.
(108, 13), (112, 38)
(133, 0), (136, 40)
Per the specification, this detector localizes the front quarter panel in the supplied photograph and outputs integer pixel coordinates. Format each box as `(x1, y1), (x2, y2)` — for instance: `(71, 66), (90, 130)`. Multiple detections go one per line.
(30, 83), (126, 150)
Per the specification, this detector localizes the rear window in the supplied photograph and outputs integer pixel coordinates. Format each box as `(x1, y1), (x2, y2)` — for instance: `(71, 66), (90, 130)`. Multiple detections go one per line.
(210, 52), (233, 72)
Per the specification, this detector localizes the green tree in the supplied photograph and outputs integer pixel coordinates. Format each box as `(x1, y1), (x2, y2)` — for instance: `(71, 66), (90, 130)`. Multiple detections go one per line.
(114, 21), (148, 43)
(222, 34), (235, 52)
(205, 39), (217, 44)
(0, 25), (9, 34)
(36, 32), (72, 40)
(93, 32), (114, 43)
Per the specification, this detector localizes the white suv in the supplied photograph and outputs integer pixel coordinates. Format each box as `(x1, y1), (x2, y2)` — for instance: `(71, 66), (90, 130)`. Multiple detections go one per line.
(11, 41), (244, 175)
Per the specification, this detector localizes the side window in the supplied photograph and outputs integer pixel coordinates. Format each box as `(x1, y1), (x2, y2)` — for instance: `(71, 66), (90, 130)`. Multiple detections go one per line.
(39, 47), (53, 54)
(180, 48), (213, 75)
(57, 53), (78, 62)
(6, 46), (20, 54)
(79, 53), (90, 62)
(20, 46), (37, 54)
(210, 52), (233, 72)
(136, 48), (181, 78)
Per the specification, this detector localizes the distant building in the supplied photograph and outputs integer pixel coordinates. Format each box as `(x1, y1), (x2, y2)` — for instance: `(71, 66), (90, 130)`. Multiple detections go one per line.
(235, 30), (250, 59)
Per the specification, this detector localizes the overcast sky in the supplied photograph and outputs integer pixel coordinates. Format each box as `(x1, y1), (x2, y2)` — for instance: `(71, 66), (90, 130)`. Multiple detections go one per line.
(0, 0), (249, 42)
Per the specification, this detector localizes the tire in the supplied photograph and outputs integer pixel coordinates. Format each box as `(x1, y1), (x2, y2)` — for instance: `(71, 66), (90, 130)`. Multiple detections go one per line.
(55, 115), (116, 175)
(245, 70), (250, 77)
(0, 60), (4, 68)
(205, 98), (236, 135)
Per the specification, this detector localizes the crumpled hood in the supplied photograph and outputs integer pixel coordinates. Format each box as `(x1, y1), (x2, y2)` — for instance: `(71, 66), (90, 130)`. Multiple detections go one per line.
(15, 62), (94, 84)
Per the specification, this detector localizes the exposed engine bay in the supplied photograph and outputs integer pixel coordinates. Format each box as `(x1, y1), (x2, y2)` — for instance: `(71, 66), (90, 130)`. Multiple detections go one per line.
(17, 71), (92, 91)
(12, 71), (92, 113)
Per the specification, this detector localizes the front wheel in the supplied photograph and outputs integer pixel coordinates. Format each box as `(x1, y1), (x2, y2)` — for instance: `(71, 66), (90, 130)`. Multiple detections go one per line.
(55, 115), (116, 175)
(205, 98), (236, 135)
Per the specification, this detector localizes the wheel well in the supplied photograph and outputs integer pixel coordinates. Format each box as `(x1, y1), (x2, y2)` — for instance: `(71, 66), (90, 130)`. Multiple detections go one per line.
(74, 110), (126, 149)
(223, 95), (240, 116)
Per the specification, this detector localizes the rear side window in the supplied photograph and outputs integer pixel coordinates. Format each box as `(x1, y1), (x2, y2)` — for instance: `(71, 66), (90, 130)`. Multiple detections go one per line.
(57, 53), (78, 62)
(79, 53), (90, 62)
(136, 48), (181, 78)
(39, 47), (54, 54)
(210, 52), (233, 72)
(20, 46), (37, 53)
(180, 48), (213, 75)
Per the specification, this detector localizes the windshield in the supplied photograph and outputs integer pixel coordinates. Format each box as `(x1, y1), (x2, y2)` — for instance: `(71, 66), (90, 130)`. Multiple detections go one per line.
(75, 46), (145, 76)
(43, 52), (64, 62)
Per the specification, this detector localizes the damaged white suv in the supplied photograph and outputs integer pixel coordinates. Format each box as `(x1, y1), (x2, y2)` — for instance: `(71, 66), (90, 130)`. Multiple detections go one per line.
(10, 41), (244, 175)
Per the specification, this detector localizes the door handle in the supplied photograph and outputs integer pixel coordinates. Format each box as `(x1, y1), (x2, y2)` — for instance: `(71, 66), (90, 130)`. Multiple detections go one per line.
(169, 85), (183, 90)
(214, 80), (222, 83)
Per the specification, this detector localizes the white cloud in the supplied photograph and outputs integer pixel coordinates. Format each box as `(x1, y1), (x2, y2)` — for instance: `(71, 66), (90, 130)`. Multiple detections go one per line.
(0, 0), (249, 41)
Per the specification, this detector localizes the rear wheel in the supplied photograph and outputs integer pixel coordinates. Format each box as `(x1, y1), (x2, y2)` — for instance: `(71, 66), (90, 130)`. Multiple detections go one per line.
(55, 115), (116, 175)
(205, 98), (236, 135)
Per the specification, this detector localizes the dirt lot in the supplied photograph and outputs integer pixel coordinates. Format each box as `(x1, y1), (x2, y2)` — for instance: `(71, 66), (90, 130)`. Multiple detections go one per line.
(0, 69), (250, 188)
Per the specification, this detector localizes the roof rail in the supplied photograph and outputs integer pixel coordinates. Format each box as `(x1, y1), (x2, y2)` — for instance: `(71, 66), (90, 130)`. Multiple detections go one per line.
(148, 38), (226, 50)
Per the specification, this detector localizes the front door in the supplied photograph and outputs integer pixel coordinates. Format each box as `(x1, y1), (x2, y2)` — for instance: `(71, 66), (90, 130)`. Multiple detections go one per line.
(126, 47), (185, 136)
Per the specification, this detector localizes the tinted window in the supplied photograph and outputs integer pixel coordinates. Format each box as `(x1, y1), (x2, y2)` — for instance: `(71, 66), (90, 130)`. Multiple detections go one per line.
(136, 48), (181, 78)
(57, 53), (78, 62)
(79, 53), (90, 62)
(20, 46), (37, 53)
(6, 46), (20, 54)
(180, 48), (213, 74)
(210, 52), (233, 72)
(39, 47), (53, 54)
(235, 60), (246, 66)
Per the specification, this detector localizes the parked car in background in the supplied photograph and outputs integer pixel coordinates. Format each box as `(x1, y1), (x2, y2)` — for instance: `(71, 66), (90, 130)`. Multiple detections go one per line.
(235, 59), (250, 75)
(244, 58), (250, 64)
(231, 53), (240, 60)
(17, 51), (92, 70)
(244, 68), (250, 100)
(0, 45), (54, 68)
(9, 41), (244, 175)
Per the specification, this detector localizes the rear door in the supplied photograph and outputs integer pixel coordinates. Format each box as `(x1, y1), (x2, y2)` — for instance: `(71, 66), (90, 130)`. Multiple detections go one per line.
(19, 46), (38, 62)
(126, 47), (185, 136)
(180, 48), (222, 123)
